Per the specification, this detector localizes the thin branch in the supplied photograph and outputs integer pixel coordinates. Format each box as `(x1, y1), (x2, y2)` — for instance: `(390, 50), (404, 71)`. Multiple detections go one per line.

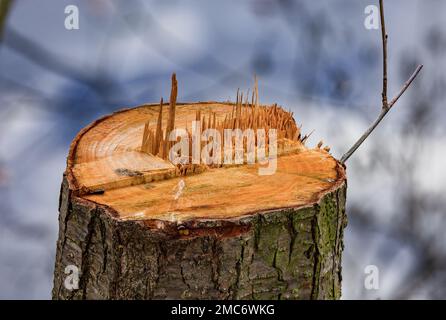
(340, 0), (423, 164)
(340, 65), (423, 163)
(387, 65), (423, 107)
(379, 0), (388, 108)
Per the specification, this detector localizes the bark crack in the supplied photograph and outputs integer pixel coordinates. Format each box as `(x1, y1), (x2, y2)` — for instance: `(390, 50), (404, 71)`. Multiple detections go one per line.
(180, 264), (191, 290)
(56, 197), (72, 298)
(310, 207), (321, 300)
(79, 207), (98, 299)
(287, 212), (297, 264)
(59, 194), (72, 266)
(210, 237), (222, 294)
(110, 226), (124, 298)
(98, 217), (108, 274)
(332, 189), (341, 298)
(272, 245), (284, 282)
(231, 240), (245, 299)
(253, 215), (263, 251)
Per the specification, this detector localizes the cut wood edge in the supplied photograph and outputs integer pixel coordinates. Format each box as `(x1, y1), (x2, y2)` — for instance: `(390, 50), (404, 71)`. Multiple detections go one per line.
(60, 171), (346, 235)
(63, 102), (347, 228)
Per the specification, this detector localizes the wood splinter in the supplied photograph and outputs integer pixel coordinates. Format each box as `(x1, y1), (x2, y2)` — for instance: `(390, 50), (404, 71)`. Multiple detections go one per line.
(140, 74), (303, 170)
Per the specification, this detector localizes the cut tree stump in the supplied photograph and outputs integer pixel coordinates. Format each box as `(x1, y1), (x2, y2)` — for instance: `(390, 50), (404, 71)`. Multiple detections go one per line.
(52, 97), (347, 300)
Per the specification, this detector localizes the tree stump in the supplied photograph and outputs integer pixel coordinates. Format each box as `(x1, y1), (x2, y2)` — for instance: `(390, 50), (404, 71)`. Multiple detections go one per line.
(52, 95), (347, 300)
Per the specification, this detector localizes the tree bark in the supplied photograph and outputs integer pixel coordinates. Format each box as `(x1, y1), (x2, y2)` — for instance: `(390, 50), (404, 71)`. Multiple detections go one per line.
(52, 175), (347, 300)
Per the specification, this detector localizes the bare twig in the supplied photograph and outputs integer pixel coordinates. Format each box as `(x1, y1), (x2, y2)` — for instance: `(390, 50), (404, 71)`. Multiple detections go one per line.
(340, 1), (423, 164)
(340, 65), (423, 163)
(379, 0), (388, 108)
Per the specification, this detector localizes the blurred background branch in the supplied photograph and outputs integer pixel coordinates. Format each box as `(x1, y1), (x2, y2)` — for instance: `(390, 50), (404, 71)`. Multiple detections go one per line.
(0, 0), (13, 40)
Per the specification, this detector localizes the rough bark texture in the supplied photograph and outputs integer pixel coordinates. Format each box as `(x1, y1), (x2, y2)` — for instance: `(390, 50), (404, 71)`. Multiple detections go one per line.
(52, 175), (347, 300)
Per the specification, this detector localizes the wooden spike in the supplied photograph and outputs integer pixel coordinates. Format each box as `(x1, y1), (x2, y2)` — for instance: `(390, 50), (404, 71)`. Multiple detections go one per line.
(166, 73), (178, 141)
(142, 128), (155, 155)
(236, 92), (243, 128)
(202, 116), (206, 132)
(154, 97), (164, 155)
(161, 137), (166, 159)
(150, 129), (156, 155)
(208, 110), (212, 130)
(141, 121), (152, 154)
(254, 75), (259, 108)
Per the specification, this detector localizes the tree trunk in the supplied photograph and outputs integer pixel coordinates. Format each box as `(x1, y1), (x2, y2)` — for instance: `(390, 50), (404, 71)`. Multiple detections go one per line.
(52, 99), (347, 300)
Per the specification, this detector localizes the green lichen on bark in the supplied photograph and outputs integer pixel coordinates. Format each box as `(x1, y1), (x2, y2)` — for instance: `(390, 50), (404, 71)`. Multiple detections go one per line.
(52, 176), (347, 300)
(310, 185), (347, 299)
